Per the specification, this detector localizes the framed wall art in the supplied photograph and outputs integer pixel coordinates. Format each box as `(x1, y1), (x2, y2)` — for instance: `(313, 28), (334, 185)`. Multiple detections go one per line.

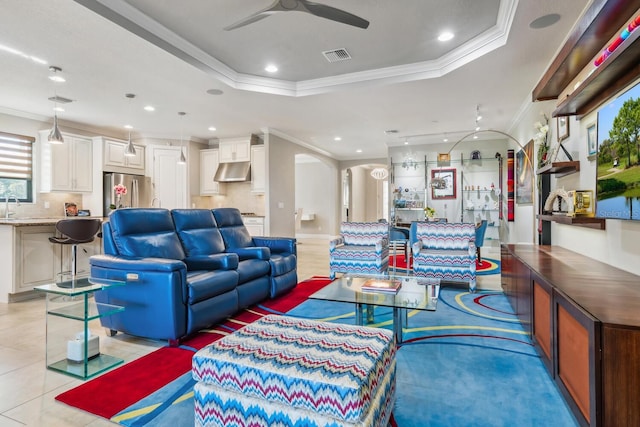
(515, 140), (533, 204)
(431, 168), (456, 200)
(557, 116), (569, 141)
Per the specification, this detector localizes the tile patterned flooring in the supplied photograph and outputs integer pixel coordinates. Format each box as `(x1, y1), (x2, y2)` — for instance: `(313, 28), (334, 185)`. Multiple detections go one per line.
(0, 238), (500, 426)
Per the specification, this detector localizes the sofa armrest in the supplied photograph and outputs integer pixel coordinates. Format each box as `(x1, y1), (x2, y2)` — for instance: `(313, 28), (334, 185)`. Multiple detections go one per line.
(412, 241), (422, 256)
(468, 241), (477, 257)
(227, 247), (271, 261)
(329, 237), (344, 251)
(375, 238), (389, 252)
(252, 237), (296, 255)
(184, 253), (239, 271)
(90, 254), (185, 273)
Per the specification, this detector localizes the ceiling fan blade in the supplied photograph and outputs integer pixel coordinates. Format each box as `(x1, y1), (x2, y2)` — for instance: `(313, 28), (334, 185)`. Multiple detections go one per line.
(224, 0), (286, 31)
(301, 0), (369, 29)
(224, 12), (271, 31)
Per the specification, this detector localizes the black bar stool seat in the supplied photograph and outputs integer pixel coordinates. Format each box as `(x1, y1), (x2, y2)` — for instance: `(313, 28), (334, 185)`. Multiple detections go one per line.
(49, 218), (102, 279)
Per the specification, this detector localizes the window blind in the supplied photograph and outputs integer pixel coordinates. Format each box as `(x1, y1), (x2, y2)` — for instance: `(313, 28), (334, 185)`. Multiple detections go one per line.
(0, 132), (34, 179)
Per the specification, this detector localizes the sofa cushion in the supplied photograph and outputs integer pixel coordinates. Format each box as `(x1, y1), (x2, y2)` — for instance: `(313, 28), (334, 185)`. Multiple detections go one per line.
(416, 222), (475, 250)
(212, 208), (255, 249)
(109, 208), (185, 260)
(269, 253), (297, 277)
(172, 209), (226, 256)
(187, 270), (239, 304)
(340, 222), (388, 246)
(236, 259), (270, 283)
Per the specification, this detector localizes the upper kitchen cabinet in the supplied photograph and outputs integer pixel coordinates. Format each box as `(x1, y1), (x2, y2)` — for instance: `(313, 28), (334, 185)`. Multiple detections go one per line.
(39, 131), (92, 193)
(98, 137), (145, 173)
(200, 149), (225, 195)
(218, 135), (259, 163)
(251, 145), (265, 193)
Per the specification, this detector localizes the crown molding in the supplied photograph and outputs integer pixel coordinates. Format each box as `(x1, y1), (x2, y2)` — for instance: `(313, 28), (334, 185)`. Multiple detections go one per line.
(75, 0), (518, 97)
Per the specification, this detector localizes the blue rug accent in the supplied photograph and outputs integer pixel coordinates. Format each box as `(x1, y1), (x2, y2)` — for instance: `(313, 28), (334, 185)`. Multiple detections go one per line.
(111, 288), (578, 426)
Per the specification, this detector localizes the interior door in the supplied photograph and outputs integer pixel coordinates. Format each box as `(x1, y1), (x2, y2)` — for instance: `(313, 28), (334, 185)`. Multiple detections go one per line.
(151, 146), (187, 209)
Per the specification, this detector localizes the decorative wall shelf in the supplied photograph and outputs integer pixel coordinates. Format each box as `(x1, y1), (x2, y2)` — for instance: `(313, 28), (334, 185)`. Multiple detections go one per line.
(537, 214), (606, 230)
(533, 0), (639, 102)
(553, 26), (640, 118)
(536, 161), (580, 177)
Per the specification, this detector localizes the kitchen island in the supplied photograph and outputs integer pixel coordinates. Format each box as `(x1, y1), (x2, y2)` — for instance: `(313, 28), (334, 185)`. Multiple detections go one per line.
(0, 218), (104, 303)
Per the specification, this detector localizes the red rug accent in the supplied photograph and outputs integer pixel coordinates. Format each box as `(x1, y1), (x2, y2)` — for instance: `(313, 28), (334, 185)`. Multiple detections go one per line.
(476, 259), (492, 270)
(389, 254), (411, 269)
(55, 276), (331, 419)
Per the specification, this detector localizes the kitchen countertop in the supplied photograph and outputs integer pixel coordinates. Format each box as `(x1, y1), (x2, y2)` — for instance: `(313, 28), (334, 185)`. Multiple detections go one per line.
(0, 217), (107, 226)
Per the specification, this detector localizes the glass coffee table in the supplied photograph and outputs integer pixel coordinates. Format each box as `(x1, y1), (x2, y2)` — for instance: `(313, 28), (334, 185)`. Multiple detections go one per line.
(309, 274), (440, 343)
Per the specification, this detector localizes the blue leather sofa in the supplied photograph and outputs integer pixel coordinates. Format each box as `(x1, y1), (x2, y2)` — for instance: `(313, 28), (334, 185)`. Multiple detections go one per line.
(90, 208), (297, 344)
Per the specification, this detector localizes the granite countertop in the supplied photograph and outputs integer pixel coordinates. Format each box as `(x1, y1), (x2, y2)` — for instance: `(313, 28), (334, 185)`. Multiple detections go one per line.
(0, 217), (107, 226)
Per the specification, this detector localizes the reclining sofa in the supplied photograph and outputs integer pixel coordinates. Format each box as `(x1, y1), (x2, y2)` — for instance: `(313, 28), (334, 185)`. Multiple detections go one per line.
(90, 208), (297, 344)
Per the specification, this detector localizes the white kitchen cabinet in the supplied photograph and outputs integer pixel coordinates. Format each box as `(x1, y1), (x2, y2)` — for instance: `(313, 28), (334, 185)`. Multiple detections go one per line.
(218, 135), (258, 163)
(14, 226), (59, 294)
(242, 216), (265, 236)
(102, 138), (145, 172)
(200, 149), (225, 195)
(251, 145), (266, 193)
(39, 131), (93, 193)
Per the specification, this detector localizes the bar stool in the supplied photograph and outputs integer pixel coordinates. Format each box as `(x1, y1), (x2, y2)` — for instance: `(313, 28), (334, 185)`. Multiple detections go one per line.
(49, 218), (102, 279)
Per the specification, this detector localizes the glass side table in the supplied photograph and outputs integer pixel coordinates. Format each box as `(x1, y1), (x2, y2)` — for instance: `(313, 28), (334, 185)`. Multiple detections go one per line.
(34, 277), (125, 380)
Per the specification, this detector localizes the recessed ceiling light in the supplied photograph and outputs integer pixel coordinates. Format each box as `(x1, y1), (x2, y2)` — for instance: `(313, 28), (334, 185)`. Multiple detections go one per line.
(473, 134), (478, 139)
(476, 115), (482, 121)
(206, 88), (224, 95)
(53, 106), (64, 112)
(208, 126), (217, 131)
(124, 124), (133, 129)
(404, 141), (409, 145)
(437, 31), (454, 42)
(356, 149), (363, 153)
(475, 126), (481, 131)
(144, 105), (155, 112)
(265, 64), (278, 73)
(443, 138), (448, 142)
(334, 136), (342, 141)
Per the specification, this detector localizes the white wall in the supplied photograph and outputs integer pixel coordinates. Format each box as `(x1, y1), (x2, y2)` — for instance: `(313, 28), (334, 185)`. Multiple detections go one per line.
(295, 158), (335, 236)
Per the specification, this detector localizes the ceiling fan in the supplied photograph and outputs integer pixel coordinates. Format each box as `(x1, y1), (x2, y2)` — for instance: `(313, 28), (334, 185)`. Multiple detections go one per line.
(224, 0), (369, 31)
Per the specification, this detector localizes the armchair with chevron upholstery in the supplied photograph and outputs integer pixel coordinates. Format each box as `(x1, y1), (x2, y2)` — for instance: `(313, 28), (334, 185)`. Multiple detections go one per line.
(329, 222), (389, 279)
(410, 221), (477, 292)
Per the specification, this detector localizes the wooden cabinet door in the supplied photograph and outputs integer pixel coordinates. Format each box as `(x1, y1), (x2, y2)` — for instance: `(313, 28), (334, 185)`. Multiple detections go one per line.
(200, 149), (224, 195)
(72, 137), (93, 192)
(16, 227), (58, 292)
(104, 140), (127, 167)
(50, 142), (73, 191)
(554, 291), (601, 427)
(532, 277), (553, 374)
(251, 145), (265, 193)
(151, 146), (187, 209)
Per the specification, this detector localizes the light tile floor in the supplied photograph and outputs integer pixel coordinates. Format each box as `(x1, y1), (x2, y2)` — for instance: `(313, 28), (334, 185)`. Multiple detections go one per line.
(0, 239), (500, 426)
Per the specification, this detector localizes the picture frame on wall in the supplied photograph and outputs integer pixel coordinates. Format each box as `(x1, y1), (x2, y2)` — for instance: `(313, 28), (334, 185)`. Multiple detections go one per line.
(587, 123), (597, 157)
(557, 116), (569, 141)
(515, 140), (534, 204)
(431, 168), (456, 200)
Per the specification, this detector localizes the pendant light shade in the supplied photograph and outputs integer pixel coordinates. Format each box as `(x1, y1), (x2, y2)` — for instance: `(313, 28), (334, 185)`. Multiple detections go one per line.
(48, 113), (64, 144)
(48, 66), (65, 144)
(123, 93), (137, 157)
(124, 130), (136, 157)
(177, 111), (186, 165)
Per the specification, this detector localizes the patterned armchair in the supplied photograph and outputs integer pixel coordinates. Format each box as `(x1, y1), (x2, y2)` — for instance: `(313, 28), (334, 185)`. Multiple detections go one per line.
(410, 222), (477, 292)
(329, 222), (389, 279)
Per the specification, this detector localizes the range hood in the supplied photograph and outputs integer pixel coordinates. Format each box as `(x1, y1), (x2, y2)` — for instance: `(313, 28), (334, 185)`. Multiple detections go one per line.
(214, 162), (251, 182)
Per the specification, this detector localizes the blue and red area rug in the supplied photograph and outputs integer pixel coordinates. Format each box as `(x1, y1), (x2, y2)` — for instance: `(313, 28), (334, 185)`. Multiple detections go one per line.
(56, 276), (576, 426)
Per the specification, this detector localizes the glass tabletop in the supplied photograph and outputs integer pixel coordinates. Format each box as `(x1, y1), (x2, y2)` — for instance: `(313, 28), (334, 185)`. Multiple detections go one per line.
(310, 274), (440, 311)
(34, 277), (125, 296)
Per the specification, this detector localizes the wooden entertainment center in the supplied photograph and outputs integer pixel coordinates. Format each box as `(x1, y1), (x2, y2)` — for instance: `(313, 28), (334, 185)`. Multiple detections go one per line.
(501, 244), (640, 427)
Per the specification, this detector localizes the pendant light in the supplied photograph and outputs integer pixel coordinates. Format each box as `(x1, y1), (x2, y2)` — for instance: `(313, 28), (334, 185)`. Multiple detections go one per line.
(124, 93), (137, 157)
(177, 111), (187, 165)
(48, 66), (64, 144)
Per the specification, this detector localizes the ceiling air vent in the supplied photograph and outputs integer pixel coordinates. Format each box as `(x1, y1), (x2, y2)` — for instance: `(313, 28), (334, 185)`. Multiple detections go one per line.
(322, 48), (351, 63)
(48, 95), (73, 104)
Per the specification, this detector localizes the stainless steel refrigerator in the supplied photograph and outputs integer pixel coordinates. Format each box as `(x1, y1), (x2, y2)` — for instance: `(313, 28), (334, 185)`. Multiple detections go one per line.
(103, 173), (153, 216)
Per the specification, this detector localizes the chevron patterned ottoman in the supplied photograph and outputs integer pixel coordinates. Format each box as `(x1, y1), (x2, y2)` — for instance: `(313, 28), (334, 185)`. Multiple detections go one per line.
(192, 315), (396, 427)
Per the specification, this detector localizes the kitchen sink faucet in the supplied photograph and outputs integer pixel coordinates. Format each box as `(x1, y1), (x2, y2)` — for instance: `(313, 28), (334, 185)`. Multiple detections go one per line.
(4, 194), (20, 219)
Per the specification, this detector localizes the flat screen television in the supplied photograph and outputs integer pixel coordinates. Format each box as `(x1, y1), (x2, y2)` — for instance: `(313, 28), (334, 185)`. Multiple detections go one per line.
(596, 79), (640, 220)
